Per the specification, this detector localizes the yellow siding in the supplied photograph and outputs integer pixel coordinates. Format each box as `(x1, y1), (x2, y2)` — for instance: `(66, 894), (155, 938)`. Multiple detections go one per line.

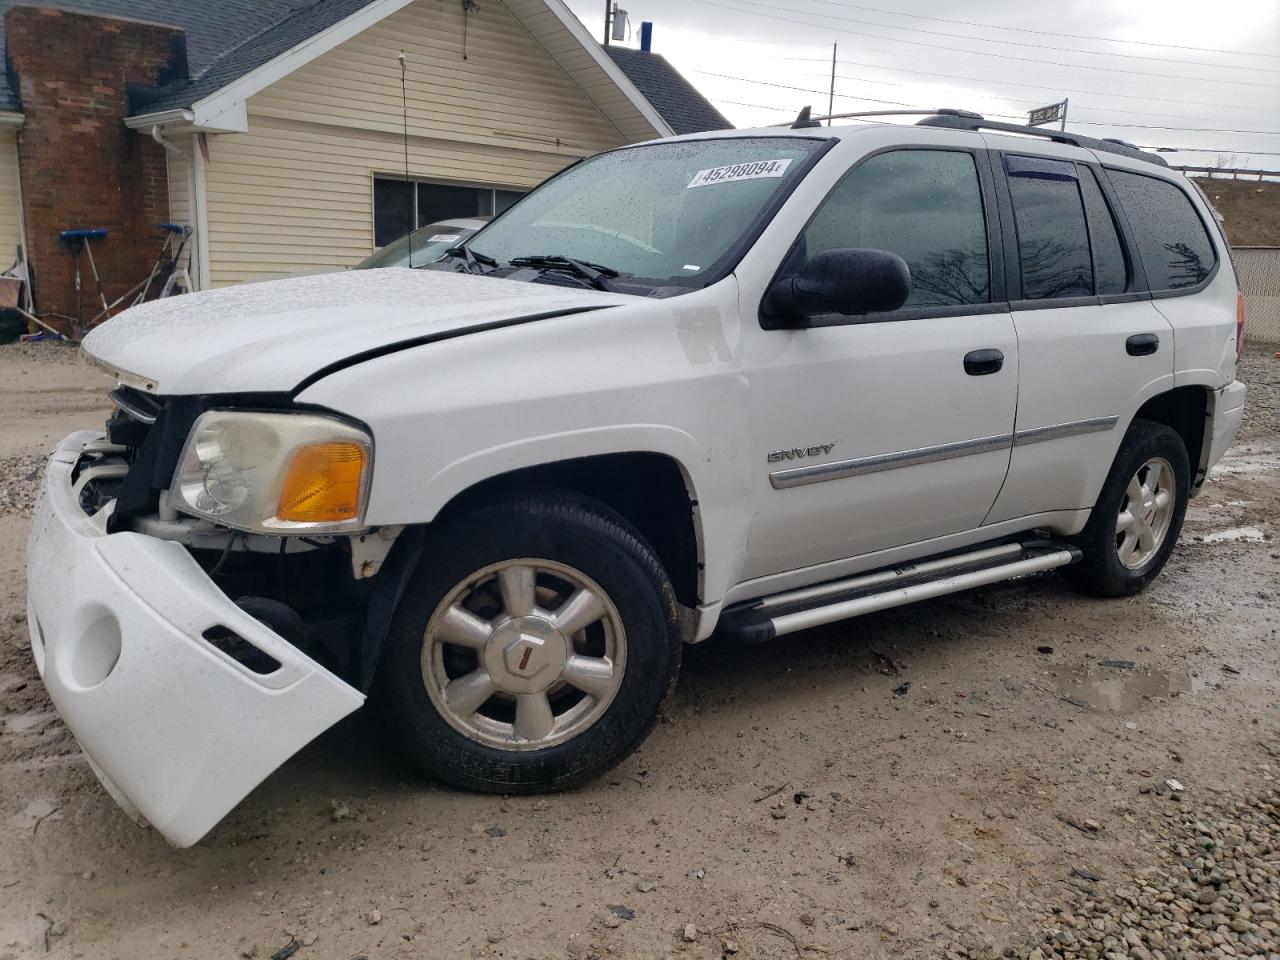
(0, 130), (23, 267)
(166, 148), (192, 273)
(203, 0), (643, 286)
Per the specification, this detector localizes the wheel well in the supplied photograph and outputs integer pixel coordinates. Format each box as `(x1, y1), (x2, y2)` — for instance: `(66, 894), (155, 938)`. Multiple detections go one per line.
(438, 453), (702, 607)
(1133, 387), (1209, 483)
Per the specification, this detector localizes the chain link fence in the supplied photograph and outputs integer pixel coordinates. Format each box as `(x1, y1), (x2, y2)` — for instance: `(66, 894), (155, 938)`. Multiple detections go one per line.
(1235, 247), (1280, 345)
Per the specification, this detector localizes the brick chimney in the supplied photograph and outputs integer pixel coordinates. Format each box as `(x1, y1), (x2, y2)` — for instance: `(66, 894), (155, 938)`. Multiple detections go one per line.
(5, 6), (187, 332)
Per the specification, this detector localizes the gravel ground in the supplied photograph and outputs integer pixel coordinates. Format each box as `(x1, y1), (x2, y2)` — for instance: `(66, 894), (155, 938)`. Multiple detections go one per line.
(0, 343), (1276, 960)
(0, 454), (43, 517)
(1006, 784), (1280, 960)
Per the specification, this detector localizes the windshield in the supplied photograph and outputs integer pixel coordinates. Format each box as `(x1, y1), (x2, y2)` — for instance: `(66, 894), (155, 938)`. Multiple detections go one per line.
(467, 137), (823, 290)
(356, 222), (481, 270)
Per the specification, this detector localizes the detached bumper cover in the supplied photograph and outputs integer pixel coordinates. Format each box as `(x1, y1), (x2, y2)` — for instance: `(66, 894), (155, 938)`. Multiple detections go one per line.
(26, 431), (364, 847)
(1201, 380), (1247, 488)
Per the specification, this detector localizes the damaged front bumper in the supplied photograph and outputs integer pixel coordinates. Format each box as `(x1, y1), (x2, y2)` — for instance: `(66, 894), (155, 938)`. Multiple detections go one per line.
(25, 431), (365, 847)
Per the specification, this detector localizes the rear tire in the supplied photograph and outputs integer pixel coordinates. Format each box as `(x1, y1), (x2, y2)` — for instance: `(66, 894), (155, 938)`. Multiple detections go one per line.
(374, 491), (681, 793)
(1064, 418), (1189, 597)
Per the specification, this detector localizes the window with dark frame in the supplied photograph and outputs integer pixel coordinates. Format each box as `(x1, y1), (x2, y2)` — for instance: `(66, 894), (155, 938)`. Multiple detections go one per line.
(800, 149), (991, 308)
(1004, 155), (1093, 301)
(1108, 170), (1216, 291)
(372, 177), (526, 247)
(1077, 167), (1128, 295)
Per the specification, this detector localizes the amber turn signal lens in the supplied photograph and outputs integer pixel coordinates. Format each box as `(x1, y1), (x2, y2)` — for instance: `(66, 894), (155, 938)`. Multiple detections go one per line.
(276, 442), (366, 524)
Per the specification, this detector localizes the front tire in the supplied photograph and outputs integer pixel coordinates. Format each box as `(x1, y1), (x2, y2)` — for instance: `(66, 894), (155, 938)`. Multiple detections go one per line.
(1065, 419), (1189, 597)
(374, 491), (681, 793)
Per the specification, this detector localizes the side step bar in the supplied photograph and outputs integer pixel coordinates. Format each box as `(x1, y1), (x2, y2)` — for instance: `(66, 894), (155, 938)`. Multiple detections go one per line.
(717, 539), (1081, 643)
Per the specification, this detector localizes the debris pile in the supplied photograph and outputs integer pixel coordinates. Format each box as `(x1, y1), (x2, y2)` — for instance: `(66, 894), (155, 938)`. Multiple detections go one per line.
(1012, 788), (1279, 959)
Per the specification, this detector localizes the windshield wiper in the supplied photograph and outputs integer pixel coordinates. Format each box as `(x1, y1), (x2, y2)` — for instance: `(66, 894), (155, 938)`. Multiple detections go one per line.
(508, 255), (619, 291)
(441, 244), (498, 274)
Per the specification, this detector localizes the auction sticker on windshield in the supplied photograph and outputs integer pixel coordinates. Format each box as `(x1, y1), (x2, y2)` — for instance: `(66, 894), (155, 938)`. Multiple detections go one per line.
(687, 159), (793, 189)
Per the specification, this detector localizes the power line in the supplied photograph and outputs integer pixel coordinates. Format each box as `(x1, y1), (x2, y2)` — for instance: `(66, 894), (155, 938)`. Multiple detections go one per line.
(817, 61), (1273, 112)
(795, 0), (1280, 61)
(692, 59), (1275, 115)
(714, 0), (1280, 75)
(697, 70), (1280, 136)
(779, 66), (1280, 126)
(690, 0), (1280, 90)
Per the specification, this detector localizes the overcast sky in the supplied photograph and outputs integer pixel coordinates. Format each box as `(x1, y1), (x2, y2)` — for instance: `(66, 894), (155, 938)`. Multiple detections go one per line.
(564, 0), (1280, 169)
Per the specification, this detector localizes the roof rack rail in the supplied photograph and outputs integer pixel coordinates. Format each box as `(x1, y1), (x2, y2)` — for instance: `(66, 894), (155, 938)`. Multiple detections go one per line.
(775, 105), (1168, 168)
(915, 112), (1168, 167)
(782, 106), (980, 129)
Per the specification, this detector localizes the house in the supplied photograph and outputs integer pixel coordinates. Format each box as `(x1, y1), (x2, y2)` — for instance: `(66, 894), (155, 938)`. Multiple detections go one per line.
(0, 0), (728, 328)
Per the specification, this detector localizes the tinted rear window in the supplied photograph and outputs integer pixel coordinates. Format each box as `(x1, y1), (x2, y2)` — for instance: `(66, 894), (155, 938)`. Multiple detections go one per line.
(1078, 167), (1127, 295)
(1108, 170), (1216, 291)
(1005, 155), (1092, 300)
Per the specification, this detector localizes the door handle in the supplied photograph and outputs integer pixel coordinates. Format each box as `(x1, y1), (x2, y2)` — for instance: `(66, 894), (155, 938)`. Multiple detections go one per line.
(1126, 333), (1160, 356)
(963, 348), (1004, 376)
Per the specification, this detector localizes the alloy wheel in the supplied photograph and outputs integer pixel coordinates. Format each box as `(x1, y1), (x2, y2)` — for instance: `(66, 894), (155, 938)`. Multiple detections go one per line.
(420, 559), (626, 751)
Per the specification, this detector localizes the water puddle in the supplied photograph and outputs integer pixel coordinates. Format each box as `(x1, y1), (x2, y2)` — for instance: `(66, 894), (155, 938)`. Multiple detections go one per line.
(1197, 526), (1266, 544)
(1054, 663), (1208, 712)
(1209, 445), (1280, 479)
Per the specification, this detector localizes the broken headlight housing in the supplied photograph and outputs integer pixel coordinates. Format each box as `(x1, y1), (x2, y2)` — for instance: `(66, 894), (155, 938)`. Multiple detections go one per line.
(168, 410), (373, 534)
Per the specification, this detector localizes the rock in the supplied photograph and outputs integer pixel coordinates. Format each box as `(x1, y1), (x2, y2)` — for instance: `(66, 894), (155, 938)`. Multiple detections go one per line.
(367, 908), (381, 925)
(329, 799), (351, 822)
(770, 808), (787, 820)
(722, 937), (739, 954)
(607, 905), (635, 921)
(484, 826), (506, 838)
(683, 923), (698, 942)
(688, 868), (705, 880)
(635, 879), (656, 893)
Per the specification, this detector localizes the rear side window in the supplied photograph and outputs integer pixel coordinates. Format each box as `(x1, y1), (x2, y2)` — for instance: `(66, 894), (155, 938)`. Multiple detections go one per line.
(801, 149), (990, 308)
(1004, 155), (1092, 300)
(1108, 170), (1216, 291)
(1078, 167), (1127, 295)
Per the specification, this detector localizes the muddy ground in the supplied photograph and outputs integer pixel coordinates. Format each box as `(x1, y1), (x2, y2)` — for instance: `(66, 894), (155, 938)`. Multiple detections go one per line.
(0, 343), (1276, 960)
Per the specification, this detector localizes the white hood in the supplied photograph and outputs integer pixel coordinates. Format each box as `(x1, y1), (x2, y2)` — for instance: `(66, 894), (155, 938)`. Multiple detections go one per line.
(83, 268), (626, 395)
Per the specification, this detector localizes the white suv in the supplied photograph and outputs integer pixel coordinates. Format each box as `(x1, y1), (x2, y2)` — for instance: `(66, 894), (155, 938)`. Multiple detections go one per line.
(27, 109), (1247, 846)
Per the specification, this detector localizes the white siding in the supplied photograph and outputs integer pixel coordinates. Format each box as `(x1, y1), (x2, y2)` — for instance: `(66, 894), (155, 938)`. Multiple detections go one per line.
(0, 130), (23, 268)
(203, 0), (646, 286)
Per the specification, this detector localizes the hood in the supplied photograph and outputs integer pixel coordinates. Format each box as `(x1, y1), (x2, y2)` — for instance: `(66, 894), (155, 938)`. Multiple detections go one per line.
(83, 269), (627, 395)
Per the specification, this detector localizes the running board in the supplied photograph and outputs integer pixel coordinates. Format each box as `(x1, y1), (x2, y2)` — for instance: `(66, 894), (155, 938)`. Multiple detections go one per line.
(716, 540), (1081, 643)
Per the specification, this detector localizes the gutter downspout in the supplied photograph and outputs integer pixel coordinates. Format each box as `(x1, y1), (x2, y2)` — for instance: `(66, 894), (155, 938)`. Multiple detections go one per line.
(150, 125), (209, 291)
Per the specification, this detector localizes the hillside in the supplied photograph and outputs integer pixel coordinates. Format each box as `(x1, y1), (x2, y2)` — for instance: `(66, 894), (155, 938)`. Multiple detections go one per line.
(1187, 176), (1280, 247)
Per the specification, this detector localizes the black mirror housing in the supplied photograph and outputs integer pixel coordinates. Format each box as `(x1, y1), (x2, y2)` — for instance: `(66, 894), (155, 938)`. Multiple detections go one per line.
(766, 248), (911, 324)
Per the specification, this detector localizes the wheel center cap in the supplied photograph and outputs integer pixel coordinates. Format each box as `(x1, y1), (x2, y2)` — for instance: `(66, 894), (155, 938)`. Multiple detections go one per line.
(484, 616), (569, 694)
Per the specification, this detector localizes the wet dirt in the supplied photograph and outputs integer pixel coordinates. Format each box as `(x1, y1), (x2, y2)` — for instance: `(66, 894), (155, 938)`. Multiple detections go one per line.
(0, 343), (1277, 960)
(1053, 663), (1207, 712)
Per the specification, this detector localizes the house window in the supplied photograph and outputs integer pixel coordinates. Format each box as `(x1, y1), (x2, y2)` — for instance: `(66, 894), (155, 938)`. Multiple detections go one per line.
(372, 177), (526, 247)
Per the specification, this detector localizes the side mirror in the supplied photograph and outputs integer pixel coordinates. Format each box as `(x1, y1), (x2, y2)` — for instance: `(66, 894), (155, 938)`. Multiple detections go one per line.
(766, 248), (911, 323)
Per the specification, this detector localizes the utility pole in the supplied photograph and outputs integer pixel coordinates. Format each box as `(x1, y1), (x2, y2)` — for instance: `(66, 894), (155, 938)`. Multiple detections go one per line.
(603, 1), (611, 44)
(828, 43), (836, 126)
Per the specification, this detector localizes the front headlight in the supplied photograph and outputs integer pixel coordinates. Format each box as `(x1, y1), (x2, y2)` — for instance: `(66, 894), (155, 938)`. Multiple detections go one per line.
(169, 410), (373, 534)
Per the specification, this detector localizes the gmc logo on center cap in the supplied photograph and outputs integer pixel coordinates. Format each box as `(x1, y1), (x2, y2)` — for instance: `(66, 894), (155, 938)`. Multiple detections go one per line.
(517, 647), (534, 671)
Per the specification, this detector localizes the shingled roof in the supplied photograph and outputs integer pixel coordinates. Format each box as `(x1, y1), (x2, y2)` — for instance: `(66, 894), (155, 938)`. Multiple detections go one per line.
(604, 46), (731, 136)
(0, 0), (727, 137)
(0, 0), (327, 112)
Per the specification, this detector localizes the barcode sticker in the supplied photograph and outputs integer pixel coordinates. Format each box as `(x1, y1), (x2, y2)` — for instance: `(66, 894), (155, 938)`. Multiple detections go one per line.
(687, 158), (793, 189)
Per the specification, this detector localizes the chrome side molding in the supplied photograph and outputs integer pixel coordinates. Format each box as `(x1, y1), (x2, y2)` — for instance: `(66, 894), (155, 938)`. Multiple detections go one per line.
(769, 416), (1118, 490)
